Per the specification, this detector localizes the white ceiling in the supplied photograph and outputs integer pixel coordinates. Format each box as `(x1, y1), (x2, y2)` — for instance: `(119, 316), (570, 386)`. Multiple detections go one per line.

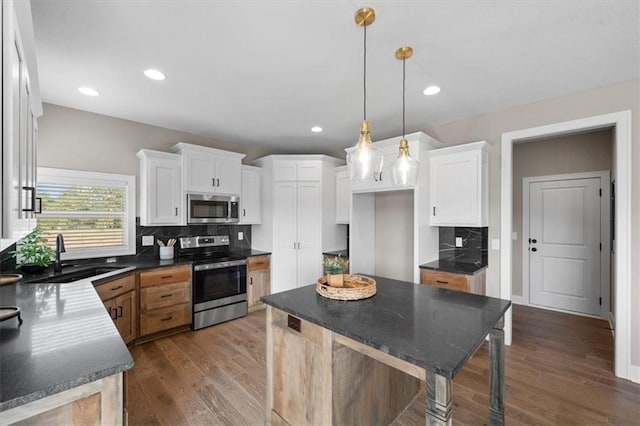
(30, 0), (639, 154)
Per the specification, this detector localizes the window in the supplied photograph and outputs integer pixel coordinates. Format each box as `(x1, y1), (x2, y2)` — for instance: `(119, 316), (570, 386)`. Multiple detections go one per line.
(36, 167), (136, 259)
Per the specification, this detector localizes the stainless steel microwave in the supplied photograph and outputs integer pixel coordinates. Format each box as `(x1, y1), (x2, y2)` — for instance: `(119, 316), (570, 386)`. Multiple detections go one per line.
(187, 193), (239, 224)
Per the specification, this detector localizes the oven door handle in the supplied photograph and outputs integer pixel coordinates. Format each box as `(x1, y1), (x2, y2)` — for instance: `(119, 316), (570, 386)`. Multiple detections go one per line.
(194, 259), (247, 271)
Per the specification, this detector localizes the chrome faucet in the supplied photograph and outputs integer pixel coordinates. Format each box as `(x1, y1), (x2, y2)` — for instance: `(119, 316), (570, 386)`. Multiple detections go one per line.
(54, 234), (66, 273)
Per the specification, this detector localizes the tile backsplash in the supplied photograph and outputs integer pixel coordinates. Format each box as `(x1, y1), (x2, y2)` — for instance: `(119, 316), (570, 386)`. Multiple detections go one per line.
(439, 227), (488, 265)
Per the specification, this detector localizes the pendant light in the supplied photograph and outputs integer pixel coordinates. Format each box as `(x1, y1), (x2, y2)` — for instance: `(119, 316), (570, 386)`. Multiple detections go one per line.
(346, 7), (383, 182)
(391, 46), (419, 186)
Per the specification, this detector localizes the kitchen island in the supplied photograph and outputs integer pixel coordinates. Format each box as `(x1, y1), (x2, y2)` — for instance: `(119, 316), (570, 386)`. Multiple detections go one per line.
(261, 275), (511, 425)
(0, 280), (133, 424)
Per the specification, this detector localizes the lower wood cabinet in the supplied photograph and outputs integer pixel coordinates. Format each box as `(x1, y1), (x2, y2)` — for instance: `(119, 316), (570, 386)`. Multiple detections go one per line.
(420, 268), (486, 295)
(139, 265), (192, 337)
(248, 255), (270, 311)
(96, 274), (137, 344)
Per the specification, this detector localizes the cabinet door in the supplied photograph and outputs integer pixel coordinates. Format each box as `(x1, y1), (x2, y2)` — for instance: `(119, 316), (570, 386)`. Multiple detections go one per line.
(248, 268), (270, 308)
(349, 144), (397, 193)
(215, 156), (241, 195)
(148, 156), (182, 225)
(273, 182), (298, 293)
(296, 182), (322, 288)
(114, 291), (136, 344)
(335, 168), (350, 224)
(430, 151), (479, 226)
(240, 166), (261, 224)
(184, 152), (216, 193)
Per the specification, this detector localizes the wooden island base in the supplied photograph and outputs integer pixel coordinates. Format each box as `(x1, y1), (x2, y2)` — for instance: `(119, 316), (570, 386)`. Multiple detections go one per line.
(266, 307), (421, 425)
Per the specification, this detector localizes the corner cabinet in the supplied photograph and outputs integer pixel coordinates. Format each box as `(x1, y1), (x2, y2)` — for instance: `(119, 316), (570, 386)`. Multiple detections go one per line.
(247, 255), (270, 311)
(429, 141), (489, 227)
(171, 142), (245, 196)
(1, 0), (43, 251)
(137, 150), (183, 226)
(96, 274), (137, 344)
(240, 165), (262, 224)
(335, 166), (350, 224)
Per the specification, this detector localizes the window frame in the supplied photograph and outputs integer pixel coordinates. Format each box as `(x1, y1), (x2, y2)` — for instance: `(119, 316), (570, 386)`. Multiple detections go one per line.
(37, 167), (136, 260)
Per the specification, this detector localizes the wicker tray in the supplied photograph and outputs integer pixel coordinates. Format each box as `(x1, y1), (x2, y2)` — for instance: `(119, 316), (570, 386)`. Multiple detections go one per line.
(316, 274), (376, 301)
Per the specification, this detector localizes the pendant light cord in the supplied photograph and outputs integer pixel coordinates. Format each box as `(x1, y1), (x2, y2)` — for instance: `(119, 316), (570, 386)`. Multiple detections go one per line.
(402, 56), (406, 137)
(363, 23), (367, 121)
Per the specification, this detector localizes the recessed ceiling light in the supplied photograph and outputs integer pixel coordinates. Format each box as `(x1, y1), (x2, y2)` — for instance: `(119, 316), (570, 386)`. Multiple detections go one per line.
(78, 87), (100, 96)
(423, 85), (441, 96)
(311, 126), (323, 133)
(144, 69), (166, 81)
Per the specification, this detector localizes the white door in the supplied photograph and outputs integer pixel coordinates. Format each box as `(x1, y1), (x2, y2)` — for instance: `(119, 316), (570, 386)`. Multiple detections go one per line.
(430, 150), (479, 226)
(273, 182), (298, 294)
(296, 182), (322, 288)
(528, 177), (601, 315)
(215, 156), (241, 195)
(184, 153), (215, 193)
(149, 158), (181, 225)
(240, 167), (261, 224)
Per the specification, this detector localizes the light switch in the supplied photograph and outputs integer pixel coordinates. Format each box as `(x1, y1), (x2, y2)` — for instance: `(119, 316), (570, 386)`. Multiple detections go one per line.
(491, 239), (500, 250)
(238, 231), (244, 241)
(455, 237), (463, 247)
(142, 235), (154, 246)
(512, 232), (518, 240)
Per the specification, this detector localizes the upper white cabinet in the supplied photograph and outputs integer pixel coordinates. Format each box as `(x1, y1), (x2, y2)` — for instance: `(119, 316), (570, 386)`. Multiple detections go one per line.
(240, 165), (262, 224)
(1, 0), (43, 251)
(171, 142), (245, 195)
(335, 166), (350, 224)
(429, 141), (489, 227)
(137, 150), (183, 226)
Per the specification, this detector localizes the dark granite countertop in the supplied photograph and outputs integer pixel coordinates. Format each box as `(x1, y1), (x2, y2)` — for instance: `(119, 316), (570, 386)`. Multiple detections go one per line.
(261, 276), (510, 379)
(419, 259), (487, 275)
(0, 281), (134, 411)
(232, 249), (271, 257)
(322, 249), (349, 257)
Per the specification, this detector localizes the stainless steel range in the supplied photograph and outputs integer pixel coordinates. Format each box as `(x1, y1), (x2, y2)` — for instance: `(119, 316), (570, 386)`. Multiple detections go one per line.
(179, 235), (247, 330)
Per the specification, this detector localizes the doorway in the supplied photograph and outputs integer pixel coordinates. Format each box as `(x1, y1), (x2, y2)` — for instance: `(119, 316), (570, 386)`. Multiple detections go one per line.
(522, 172), (610, 318)
(500, 110), (633, 382)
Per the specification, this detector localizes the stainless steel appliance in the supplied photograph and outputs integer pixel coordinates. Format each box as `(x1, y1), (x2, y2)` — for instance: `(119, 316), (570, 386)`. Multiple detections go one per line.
(187, 193), (239, 224)
(179, 235), (247, 329)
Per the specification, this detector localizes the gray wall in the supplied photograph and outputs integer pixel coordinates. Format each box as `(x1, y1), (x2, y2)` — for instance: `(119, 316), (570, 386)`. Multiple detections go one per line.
(512, 129), (613, 297)
(374, 191), (414, 282)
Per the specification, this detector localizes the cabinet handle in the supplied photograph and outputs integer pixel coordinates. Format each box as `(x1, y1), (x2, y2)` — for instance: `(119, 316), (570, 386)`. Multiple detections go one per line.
(433, 206), (436, 216)
(22, 186), (36, 212)
(243, 208), (246, 217)
(117, 306), (123, 318)
(111, 285), (124, 291)
(250, 277), (253, 285)
(217, 178), (220, 187)
(436, 280), (449, 284)
(160, 275), (173, 279)
(160, 293), (173, 298)
(35, 197), (42, 214)
(110, 308), (117, 320)
(175, 207), (178, 216)
(379, 172), (383, 181)
(161, 316), (173, 322)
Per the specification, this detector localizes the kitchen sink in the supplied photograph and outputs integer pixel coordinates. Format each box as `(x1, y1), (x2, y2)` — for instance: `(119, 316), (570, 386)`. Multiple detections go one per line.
(27, 265), (129, 283)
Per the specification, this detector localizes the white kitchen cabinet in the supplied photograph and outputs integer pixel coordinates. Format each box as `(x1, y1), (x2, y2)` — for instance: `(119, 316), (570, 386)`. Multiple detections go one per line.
(137, 150), (183, 226)
(335, 165), (350, 224)
(240, 165), (262, 224)
(171, 142), (245, 195)
(429, 141), (489, 227)
(251, 155), (346, 294)
(1, 0), (42, 251)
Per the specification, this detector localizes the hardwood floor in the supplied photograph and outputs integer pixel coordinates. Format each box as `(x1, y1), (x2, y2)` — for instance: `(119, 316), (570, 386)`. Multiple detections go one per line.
(127, 305), (640, 425)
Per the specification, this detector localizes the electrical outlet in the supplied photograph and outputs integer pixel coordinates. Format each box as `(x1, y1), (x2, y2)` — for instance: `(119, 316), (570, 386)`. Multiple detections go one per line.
(491, 239), (500, 250)
(142, 235), (154, 246)
(455, 237), (463, 247)
(512, 232), (518, 240)
(238, 231), (244, 241)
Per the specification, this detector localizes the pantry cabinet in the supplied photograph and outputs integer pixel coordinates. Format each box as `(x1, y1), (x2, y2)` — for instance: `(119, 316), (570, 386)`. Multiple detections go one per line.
(335, 166), (350, 224)
(247, 255), (270, 311)
(240, 165), (262, 224)
(137, 150), (183, 226)
(429, 141), (489, 227)
(171, 142), (245, 196)
(1, 0), (42, 251)
(252, 155), (346, 294)
(95, 274), (137, 344)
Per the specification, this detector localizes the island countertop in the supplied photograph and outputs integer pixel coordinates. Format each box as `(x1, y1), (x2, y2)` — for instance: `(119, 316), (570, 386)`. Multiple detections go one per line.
(0, 281), (134, 412)
(261, 275), (510, 378)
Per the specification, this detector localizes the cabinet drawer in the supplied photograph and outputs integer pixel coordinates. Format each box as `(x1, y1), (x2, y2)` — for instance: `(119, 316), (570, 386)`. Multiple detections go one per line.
(420, 270), (468, 292)
(141, 281), (190, 311)
(248, 255), (270, 271)
(95, 274), (136, 301)
(139, 303), (191, 336)
(139, 265), (191, 288)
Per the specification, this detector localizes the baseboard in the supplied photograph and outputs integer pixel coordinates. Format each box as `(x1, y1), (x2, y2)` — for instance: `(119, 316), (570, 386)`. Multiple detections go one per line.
(627, 364), (640, 384)
(511, 295), (524, 305)
(608, 311), (615, 338)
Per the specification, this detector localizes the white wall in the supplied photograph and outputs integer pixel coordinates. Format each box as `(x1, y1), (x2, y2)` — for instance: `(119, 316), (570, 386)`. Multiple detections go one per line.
(374, 191), (414, 282)
(426, 78), (639, 368)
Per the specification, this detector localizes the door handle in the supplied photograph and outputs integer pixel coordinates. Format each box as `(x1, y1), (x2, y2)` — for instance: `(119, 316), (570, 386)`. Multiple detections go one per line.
(531, 238), (537, 244)
(531, 247), (537, 252)
(22, 186), (36, 212)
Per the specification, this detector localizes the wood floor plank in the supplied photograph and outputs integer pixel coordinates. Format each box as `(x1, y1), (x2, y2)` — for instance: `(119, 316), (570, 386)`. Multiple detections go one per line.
(126, 305), (640, 426)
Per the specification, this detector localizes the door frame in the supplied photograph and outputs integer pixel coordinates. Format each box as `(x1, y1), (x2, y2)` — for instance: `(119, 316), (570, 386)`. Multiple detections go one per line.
(500, 110), (634, 382)
(521, 171), (610, 319)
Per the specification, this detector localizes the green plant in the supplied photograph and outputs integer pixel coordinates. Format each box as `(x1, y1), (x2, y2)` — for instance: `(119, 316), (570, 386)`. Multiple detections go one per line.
(324, 256), (343, 275)
(12, 227), (54, 267)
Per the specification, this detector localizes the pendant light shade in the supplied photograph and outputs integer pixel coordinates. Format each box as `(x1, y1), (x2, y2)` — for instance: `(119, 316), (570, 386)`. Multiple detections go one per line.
(346, 7), (383, 182)
(391, 46), (419, 187)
